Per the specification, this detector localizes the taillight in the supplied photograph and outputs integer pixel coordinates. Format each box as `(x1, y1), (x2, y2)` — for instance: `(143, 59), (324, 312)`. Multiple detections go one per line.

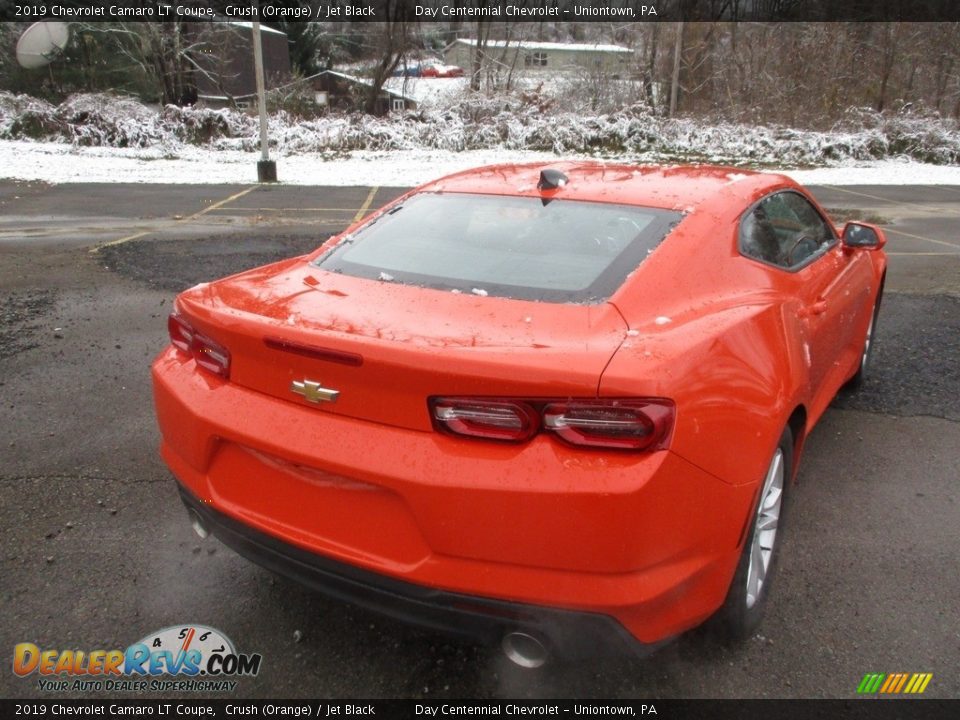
(431, 399), (539, 443)
(543, 400), (673, 451)
(429, 397), (673, 451)
(167, 313), (231, 379)
(167, 313), (194, 353)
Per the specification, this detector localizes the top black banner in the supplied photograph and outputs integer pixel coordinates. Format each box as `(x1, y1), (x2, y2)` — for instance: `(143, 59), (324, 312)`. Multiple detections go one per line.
(2, 0), (960, 23)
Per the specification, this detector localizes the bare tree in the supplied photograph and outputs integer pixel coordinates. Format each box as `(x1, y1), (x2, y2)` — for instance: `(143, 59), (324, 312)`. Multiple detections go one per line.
(669, 22), (683, 117)
(364, 9), (416, 114)
(75, 23), (248, 106)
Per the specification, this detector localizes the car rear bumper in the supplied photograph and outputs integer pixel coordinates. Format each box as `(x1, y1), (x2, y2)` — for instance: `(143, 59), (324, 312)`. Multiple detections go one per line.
(178, 485), (647, 658)
(153, 347), (755, 647)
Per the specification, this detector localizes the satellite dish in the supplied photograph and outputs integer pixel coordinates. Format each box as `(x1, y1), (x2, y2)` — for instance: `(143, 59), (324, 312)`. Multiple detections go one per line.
(16, 22), (70, 70)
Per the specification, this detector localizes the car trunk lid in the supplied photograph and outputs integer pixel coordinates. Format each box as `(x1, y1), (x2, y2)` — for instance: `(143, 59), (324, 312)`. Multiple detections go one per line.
(174, 259), (629, 433)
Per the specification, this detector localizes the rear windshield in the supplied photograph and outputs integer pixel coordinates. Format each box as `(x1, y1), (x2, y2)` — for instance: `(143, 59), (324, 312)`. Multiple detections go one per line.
(313, 192), (682, 303)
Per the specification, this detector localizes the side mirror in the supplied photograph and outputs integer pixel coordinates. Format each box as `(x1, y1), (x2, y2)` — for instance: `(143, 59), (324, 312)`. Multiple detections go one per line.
(842, 221), (886, 251)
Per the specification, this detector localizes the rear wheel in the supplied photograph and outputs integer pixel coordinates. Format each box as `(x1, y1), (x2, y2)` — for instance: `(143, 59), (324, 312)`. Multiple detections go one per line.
(716, 427), (792, 640)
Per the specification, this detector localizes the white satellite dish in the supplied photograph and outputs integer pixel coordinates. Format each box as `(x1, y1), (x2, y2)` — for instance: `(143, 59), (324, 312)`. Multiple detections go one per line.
(16, 22), (70, 70)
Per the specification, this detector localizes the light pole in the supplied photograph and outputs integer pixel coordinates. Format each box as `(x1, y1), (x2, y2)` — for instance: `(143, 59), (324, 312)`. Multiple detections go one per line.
(252, 3), (276, 182)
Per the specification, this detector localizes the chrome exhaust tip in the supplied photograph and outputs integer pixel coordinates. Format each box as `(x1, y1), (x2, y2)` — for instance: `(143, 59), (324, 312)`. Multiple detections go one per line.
(188, 511), (209, 540)
(501, 631), (549, 669)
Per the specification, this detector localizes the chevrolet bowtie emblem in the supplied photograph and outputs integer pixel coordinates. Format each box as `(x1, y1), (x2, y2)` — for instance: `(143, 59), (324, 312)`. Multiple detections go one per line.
(291, 379), (340, 404)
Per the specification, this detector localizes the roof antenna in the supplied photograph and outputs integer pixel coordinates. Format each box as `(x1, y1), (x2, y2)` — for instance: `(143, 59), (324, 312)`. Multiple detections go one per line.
(537, 168), (568, 191)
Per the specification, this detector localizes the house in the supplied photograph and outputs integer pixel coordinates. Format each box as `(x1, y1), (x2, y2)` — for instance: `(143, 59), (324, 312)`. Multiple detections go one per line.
(442, 39), (633, 77)
(308, 70), (417, 114)
(382, 76), (468, 109)
(189, 22), (292, 108)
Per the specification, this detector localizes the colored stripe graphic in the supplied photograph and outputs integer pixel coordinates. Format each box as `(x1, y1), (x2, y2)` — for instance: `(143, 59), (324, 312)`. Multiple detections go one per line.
(858, 672), (932, 694)
(879, 674), (897, 693)
(913, 673), (933, 694)
(857, 673), (885, 693)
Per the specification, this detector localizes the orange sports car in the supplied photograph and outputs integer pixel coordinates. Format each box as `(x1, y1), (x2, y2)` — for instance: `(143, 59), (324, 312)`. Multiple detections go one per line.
(152, 163), (886, 667)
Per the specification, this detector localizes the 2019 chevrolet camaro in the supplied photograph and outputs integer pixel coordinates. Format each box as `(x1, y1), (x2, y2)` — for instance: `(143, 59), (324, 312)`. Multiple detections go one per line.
(152, 163), (887, 666)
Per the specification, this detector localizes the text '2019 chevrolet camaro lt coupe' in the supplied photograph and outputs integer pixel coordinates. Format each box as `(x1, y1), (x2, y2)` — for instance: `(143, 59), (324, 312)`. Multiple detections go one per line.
(152, 163), (886, 667)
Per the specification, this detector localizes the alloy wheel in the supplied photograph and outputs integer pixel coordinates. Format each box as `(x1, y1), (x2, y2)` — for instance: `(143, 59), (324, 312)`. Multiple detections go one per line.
(745, 447), (784, 609)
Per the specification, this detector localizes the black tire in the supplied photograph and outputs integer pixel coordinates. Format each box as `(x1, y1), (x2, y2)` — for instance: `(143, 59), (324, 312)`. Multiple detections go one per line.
(715, 427), (792, 641)
(847, 281), (884, 390)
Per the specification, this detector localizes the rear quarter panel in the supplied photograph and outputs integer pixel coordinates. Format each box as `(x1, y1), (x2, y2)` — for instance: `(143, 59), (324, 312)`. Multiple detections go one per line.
(599, 302), (806, 489)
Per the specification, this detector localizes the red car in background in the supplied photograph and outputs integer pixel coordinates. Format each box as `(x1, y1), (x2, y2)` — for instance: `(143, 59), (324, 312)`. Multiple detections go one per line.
(152, 163), (886, 667)
(392, 60), (464, 78)
(419, 61), (465, 78)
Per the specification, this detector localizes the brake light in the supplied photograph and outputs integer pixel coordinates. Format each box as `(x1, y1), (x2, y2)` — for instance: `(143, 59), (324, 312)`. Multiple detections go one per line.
(543, 401), (673, 450)
(167, 314), (231, 379)
(429, 397), (673, 450)
(167, 313), (194, 353)
(431, 399), (539, 442)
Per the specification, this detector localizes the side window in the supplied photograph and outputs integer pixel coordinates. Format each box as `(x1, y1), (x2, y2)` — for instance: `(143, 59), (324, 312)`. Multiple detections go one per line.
(739, 191), (836, 269)
(524, 52), (548, 67)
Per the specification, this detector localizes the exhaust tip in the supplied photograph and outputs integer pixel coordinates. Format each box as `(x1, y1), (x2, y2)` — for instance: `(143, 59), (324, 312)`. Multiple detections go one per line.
(501, 631), (549, 669)
(189, 511), (209, 540)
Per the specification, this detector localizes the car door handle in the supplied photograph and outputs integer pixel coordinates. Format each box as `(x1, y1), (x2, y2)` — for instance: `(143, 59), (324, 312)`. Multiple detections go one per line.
(799, 301), (828, 318)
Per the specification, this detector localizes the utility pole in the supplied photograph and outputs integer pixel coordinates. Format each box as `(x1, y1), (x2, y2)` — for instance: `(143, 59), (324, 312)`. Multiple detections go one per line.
(252, 2), (276, 182)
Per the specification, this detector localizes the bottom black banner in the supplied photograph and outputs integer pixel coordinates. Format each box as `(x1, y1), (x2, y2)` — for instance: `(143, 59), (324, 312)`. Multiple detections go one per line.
(2, 699), (959, 720)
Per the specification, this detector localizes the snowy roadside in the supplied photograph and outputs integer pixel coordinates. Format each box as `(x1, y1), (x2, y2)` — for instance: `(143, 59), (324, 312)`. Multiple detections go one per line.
(3, 139), (960, 187)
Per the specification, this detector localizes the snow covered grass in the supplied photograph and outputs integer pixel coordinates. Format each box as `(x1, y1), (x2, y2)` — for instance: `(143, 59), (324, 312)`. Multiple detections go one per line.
(2, 91), (959, 166)
(2, 92), (959, 186)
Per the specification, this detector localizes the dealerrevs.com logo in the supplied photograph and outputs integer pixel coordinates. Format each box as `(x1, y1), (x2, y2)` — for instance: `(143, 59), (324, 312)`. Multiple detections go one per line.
(13, 625), (262, 693)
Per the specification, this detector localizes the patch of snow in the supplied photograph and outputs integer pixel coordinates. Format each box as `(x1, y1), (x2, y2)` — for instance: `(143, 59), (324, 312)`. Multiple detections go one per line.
(471, 288), (489, 297)
(383, 77), (469, 108)
(655, 316), (672, 325)
(784, 160), (960, 186)
(378, 272), (395, 281)
(3, 141), (960, 187)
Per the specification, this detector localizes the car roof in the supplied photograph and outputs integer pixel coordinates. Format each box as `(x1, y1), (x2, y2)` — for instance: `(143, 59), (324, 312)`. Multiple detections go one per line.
(420, 161), (797, 212)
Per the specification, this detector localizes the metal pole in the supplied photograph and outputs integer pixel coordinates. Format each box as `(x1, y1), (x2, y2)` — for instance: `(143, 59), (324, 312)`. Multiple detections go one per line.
(252, 3), (276, 182)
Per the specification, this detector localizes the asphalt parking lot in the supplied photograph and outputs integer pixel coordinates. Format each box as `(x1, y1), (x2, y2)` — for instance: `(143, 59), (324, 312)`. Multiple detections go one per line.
(1, 180), (958, 699)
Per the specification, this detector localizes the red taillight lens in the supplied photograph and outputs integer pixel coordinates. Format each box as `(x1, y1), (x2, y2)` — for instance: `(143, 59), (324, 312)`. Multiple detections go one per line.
(431, 398), (539, 443)
(429, 397), (673, 451)
(167, 313), (194, 354)
(543, 400), (673, 450)
(192, 335), (231, 378)
(167, 313), (231, 379)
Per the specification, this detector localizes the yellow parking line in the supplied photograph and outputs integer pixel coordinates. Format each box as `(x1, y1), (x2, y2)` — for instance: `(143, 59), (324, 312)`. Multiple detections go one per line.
(89, 185), (258, 254)
(208, 207), (359, 213)
(89, 230), (151, 254)
(185, 185), (258, 220)
(353, 186), (379, 222)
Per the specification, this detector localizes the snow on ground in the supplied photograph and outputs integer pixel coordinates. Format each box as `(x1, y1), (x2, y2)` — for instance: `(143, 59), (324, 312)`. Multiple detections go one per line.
(3, 139), (960, 187)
